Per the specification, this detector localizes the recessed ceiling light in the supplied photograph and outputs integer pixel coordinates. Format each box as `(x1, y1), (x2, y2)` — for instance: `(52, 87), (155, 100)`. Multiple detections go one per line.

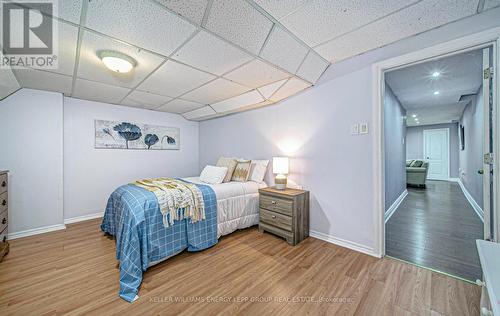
(98, 50), (137, 73)
(433, 91), (440, 95)
(416, 121), (420, 124)
(432, 71), (440, 77)
(412, 114), (417, 118)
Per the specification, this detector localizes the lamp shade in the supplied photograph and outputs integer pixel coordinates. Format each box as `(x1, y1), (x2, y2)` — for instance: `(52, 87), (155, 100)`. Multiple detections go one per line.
(272, 157), (289, 175)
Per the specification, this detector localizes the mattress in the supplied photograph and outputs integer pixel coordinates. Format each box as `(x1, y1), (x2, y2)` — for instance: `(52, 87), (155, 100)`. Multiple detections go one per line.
(183, 177), (267, 237)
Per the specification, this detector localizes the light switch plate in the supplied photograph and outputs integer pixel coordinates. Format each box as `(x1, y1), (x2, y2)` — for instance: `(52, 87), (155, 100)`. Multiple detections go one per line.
(351, 124), (359, 135)
(359, 123), (368, 134)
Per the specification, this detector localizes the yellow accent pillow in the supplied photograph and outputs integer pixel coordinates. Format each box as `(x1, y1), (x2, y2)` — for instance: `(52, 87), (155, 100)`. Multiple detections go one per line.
(231, 160), (252, 182)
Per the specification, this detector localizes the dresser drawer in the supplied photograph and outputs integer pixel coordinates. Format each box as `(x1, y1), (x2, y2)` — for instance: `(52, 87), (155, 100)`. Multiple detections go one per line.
(259, 222), (293, 243)
(0, 191), (7, 214)
(0, 210), (6, 235)
(260, 208), (292, 231)
(259, 194), (293, 216)
(0, 173), (6, 194)
(0, 226), (6, 243)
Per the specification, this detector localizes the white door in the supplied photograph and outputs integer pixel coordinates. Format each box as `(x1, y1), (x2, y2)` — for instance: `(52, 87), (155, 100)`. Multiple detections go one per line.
(423, 129), (449, 180)
(482, 47), (494, 241)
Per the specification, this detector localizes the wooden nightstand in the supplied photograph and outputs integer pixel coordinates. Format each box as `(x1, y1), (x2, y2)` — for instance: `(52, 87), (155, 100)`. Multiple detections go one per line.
(258, 187), (309, 245)
(0, 170), (9, 262)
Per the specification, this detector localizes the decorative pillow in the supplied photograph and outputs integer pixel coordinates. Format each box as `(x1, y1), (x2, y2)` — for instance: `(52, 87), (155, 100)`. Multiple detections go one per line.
(199, 165), (228, 185)
(231, 160), (252, 182)
(216, 157), (237, 183)
(248, 160), (269, 183)
(410, 160), (423, 167)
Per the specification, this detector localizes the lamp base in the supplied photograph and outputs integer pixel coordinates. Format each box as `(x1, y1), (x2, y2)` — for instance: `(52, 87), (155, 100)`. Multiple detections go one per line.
(275, 175), (287, 190)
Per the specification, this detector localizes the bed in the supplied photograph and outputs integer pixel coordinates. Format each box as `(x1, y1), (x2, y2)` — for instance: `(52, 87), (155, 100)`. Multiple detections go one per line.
(101, 177), (267, 302)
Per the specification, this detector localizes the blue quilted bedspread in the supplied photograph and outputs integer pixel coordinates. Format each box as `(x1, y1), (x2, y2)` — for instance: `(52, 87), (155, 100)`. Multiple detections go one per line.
(100, 180), (218, 302)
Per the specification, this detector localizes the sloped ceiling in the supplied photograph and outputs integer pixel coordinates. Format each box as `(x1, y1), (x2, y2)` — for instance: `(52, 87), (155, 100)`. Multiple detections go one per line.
(1, 0), (497, 121)
(386, 49), (483, 126)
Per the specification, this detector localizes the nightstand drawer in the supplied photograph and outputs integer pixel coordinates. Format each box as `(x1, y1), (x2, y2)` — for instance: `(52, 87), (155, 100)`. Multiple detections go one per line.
(0, 210), (6, 235)
(0, 173), (6, 194)
(259, 194), (293, 216)
(260, 208), (292, 231)
(259, 222), (293, 242)
(0, 191), (7, 214)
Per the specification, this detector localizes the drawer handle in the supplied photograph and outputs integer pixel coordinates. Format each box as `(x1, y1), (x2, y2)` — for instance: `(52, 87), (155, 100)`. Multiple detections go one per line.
(1, 200), (5, 206)
(271, 200), (276, 204)
(271, 215), (276, 219)
(1, 218), (5, 224)
(1, 181), (5, 187)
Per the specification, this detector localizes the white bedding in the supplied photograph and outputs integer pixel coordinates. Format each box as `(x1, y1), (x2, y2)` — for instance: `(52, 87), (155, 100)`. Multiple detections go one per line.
(183, 177), (267, 238)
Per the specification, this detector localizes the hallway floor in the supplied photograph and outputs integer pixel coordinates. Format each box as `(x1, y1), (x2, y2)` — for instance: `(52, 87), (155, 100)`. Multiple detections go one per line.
(386, 180), (483, 281)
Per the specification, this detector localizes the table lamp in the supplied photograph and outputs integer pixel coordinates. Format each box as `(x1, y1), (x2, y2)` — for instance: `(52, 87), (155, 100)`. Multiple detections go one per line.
(273, 157), (289, 190)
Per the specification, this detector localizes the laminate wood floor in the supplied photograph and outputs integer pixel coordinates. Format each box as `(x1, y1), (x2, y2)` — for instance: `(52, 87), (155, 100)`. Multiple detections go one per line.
(386, 180), (483, 282)
(0, 219), (480, 315)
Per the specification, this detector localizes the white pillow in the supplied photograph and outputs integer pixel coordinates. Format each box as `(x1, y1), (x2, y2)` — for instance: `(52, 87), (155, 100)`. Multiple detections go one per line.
(248, 160), (269, 183)
(199, 165), (228, 185)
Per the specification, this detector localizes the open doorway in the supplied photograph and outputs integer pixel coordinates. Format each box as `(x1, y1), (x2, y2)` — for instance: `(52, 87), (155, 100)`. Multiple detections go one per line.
(383, 47), (492, 282)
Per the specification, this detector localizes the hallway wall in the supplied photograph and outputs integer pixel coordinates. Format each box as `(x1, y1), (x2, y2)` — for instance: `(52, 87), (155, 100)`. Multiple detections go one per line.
(459, 87), (484, 209)
(384, 84), (407, 211)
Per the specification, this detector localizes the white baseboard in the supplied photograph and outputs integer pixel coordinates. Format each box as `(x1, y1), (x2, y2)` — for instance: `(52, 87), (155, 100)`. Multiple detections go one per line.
(384, 190), (408, 223)
(64, 211), (104, 224)
(8, 223), (66, 240)
(309, 230), (379, 258)
(457, 179), (484, 222)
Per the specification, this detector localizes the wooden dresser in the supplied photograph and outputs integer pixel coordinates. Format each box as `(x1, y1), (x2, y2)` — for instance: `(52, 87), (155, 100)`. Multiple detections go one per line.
(258, 187), (309, 245)
(0, 171), (9, 261)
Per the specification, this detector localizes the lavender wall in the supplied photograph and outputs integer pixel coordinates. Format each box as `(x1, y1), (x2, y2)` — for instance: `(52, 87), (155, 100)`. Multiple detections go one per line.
(199, 8), (500, 253)
(406, 123), (460, 178)
(459, 87), (484, 209)
(384, 84), (406, 211)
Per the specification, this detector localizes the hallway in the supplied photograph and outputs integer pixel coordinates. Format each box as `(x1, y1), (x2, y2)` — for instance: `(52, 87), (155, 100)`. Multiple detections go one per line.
(386, 180), (483, 281)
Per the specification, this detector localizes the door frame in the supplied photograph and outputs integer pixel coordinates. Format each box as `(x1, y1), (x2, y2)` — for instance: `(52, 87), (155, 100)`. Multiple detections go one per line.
(373, 26), (500, 257)
(423, 128), (450, 180)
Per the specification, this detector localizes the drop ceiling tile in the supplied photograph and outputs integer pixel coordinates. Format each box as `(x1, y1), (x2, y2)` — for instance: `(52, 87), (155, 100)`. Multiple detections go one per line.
(260, 26), (308, 73)
(205, 0), (273, 54)
(156, 0), (208, 25)
(0, 67), (20, 100)
(137, 60), (215, 97)
(77, 31), (165, 88)
(73, 78), (130, 104)
(156, 99), (205, 114)
(223, 59), (289, 88)
(484, 0), (500, 10)
(257, 78), (287, 99)
(122, 90), (172, 109)
(211, 90), (264, 112)
(13, 69), (73, 95)
(296, 51), (329, 83)
(253, 0), (307, 20)
(281, 0), (419, 47)
(85, 0), (196, 56)
(269, 77), (310, 102)
(173, 31), (252, 75)
(29, 0), (82, 24)
(182, 78), (250, 104)
(315, 0), (479, 62)
(182, 105), (216, 120)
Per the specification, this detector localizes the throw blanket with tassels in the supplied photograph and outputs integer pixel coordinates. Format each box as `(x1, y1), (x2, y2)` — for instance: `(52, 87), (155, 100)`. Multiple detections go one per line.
(133, 178), (205, 227)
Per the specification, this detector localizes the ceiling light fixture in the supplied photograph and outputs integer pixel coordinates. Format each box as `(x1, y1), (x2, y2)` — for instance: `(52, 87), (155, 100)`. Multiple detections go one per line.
(412, 114), (417, 118)
(98, 50), (137, 73)
(433, 91), (440, 95)
(432, 71), (440, 78)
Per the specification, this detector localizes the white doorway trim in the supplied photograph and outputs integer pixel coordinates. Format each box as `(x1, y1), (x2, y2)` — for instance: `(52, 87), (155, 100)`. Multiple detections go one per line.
(423, 128), (450, 180)
(372, 26), (500, 258)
